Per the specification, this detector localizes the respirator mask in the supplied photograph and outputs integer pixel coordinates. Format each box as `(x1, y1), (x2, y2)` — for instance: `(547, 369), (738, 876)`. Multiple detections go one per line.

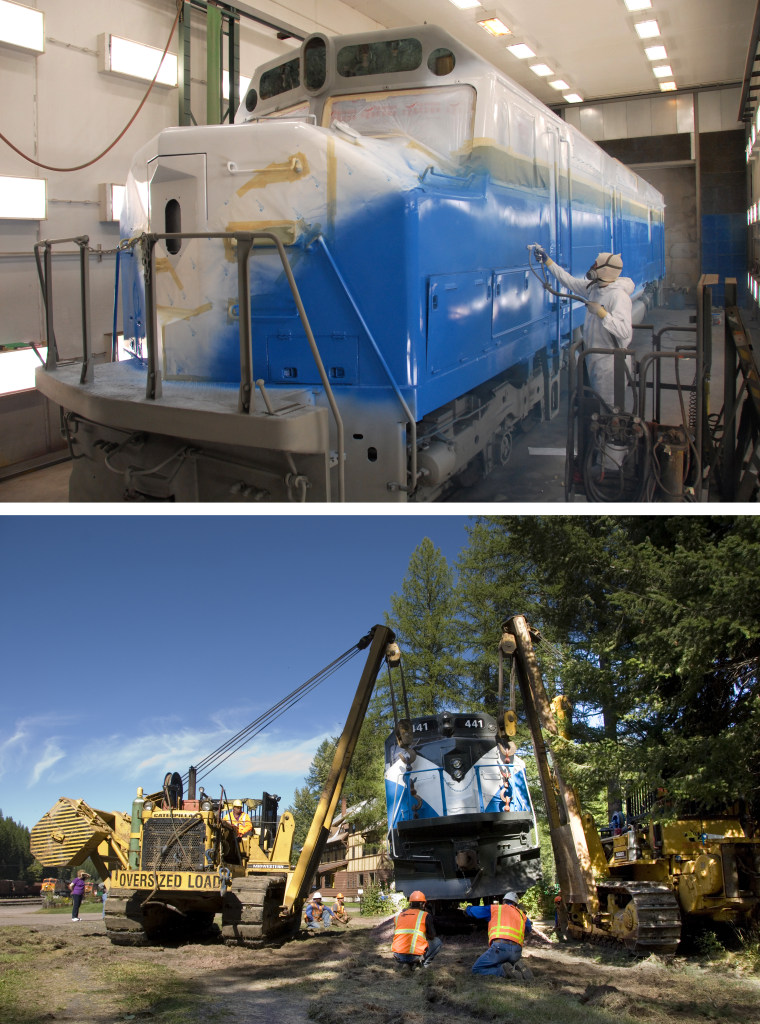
(586, 252), (623, 283)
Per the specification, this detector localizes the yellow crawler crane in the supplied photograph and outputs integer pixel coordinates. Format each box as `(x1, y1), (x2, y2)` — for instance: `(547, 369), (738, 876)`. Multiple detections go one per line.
(501, 615), (760, 954)
(31, 624), (395, 947)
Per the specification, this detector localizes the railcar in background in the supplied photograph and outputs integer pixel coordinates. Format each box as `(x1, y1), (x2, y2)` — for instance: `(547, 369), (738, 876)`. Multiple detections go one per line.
(35, 25), (664, 502)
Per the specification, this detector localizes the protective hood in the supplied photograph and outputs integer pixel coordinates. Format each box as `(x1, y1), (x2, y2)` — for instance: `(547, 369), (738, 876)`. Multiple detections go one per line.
(616, 276), (635, 295)
(588, 252), (623, 283)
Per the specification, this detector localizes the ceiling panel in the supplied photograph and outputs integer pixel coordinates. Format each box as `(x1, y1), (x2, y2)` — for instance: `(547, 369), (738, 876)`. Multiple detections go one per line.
(336, 0), (755, 114)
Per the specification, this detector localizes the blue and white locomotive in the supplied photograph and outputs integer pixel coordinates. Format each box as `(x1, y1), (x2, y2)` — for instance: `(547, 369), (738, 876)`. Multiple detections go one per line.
(36, 25), (665, 502)
(384, 712), (541, 903)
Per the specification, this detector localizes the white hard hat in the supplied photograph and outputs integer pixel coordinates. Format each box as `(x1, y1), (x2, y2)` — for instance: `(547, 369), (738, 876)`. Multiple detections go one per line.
(232, 799), (243, 808)
(312, 891), (322, 899)
(502, 891), (519, 904)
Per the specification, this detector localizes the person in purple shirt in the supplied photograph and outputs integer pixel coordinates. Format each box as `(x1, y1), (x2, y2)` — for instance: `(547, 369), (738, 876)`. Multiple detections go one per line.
(68, 872), (85, 921)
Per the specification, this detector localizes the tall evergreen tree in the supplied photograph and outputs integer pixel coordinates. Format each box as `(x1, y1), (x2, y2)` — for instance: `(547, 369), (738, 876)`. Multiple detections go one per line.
(382, 537), (466, 716)
(286, 737), (338, 850)
(458, 515), (760, 821)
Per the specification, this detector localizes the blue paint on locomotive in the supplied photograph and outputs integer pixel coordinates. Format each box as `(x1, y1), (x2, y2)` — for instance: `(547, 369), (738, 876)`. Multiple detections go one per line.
(116, 25), (664, 453)
(385, 755), (531, 829)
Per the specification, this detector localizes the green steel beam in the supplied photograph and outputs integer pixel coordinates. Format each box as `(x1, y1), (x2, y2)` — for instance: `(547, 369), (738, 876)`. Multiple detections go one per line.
(178, 2), (192, 126)
(206, 4), (223, 124)
(227, 13), (240, 122)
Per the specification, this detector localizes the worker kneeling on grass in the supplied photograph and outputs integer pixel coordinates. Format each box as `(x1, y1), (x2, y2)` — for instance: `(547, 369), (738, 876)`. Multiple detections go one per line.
(465, 891), (533, 980)
(305, 892), (335, 932)
(332, 892), (350, 925)
(391, 890), (442, 970)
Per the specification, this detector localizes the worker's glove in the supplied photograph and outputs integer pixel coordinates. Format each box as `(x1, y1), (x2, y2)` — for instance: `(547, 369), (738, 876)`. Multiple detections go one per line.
(533, 244), (551, 265)
(586, 301), (608, 319)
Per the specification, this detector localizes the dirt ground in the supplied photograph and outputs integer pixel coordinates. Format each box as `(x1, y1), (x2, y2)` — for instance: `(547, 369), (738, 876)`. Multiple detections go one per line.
(1, 905), (759, 1024)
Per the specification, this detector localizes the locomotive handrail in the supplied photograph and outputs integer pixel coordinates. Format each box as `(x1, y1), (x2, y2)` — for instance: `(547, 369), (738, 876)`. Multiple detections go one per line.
(315, 234), (418, 494)
(132, 229), (346, 502)
(34, 235), (95, 386)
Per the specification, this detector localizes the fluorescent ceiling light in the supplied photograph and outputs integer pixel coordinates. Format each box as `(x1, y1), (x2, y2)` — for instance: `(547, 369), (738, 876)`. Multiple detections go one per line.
(0, 174), (46, 219)
(448, 0), (481, 8)
(100, 33), (178, 87)
(635, 20), (660, 39)
(645, 45), (667, 60)
(659, 81), (677, 92)
(624, 0), (652, 10)
(563, 93), (583, 104)
(530, 64), (553, 77)
(550, 79), (570, 90)
(0, 0), (44, 54)
(652, 65), (673, 78)
(507, 43), (535, 59)
(477, 17), (511, 37)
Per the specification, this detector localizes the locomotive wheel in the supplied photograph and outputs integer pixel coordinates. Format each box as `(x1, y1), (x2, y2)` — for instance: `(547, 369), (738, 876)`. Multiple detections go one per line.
(603, 882), (681, 955)
(221, 874), (299, 947)
(498, 428), (513, 466)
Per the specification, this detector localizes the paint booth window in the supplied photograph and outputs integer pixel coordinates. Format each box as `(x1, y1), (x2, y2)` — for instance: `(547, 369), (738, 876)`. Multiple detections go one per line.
(326, 85), (476, 161)
(260, 57), (300, 100)
(337, 38), (421, 78)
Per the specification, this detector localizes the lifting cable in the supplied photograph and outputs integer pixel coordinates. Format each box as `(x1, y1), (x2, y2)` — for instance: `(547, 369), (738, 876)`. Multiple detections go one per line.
(0, 0), (182, 172)
(183, 638), (365, 789)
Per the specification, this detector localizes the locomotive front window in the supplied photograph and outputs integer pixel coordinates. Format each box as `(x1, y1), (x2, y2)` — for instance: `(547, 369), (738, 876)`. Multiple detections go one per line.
(260, 57), (300, 99)
(428, 47), (455, 76)
(304, 36), (327, 90)
(337, 38), (422, 78)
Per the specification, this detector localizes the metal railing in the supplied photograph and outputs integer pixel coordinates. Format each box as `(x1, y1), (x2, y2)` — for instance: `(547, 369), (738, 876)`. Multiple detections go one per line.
(34, 229), (347, 502)
(34, 236), (94, 386)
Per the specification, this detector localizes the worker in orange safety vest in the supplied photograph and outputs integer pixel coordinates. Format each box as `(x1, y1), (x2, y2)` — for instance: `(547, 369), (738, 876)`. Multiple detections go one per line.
(465, 891), (534, 979)
(222, 799), (253, 838)
(332, 893), (350, 925)
(391, 890), (443, 970)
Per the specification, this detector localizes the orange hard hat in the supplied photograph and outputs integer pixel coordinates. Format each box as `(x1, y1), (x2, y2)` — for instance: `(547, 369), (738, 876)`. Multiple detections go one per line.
(409, 890), (426, 902)
(336, 893), (344, 899)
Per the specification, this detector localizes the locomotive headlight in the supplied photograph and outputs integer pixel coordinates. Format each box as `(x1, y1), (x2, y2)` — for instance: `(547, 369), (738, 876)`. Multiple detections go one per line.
(200, 800), (212, 811)
(143, 800), (154, 811)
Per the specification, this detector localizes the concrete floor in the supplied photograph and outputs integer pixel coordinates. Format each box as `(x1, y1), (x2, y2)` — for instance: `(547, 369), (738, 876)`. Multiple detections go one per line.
(0, 303), (755, 506)
(0, 458), (71, 503)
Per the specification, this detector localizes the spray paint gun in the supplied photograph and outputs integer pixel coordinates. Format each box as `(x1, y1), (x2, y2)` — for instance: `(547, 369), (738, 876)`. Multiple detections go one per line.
(526, 244), (592, 306)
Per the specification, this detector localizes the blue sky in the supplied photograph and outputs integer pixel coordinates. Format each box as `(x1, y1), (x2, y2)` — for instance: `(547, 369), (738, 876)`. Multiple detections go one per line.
(0, 513), (477, 831)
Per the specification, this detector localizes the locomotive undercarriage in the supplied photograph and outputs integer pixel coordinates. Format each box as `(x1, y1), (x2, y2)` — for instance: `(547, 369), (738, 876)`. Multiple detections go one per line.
(414, 352), (560, 500)
(389, 810), (542, 904)
(38, 344), (560, 502)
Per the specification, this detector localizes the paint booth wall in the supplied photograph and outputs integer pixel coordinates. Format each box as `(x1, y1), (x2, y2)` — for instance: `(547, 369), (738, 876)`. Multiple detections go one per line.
(0, 0), (380, 471)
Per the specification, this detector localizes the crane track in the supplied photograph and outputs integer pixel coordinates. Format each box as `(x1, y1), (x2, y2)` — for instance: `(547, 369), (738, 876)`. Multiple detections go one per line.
(568, 881), (682, 956)
(221, 873), (301, 948)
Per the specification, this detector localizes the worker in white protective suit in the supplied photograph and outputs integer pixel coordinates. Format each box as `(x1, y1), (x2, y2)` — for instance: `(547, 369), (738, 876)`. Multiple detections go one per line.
(533, 247), (634, 409)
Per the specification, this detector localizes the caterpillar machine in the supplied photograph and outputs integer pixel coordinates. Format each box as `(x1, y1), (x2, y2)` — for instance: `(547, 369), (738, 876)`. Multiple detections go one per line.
(30, 625), (395, 947)
(501, 614), (760, 954)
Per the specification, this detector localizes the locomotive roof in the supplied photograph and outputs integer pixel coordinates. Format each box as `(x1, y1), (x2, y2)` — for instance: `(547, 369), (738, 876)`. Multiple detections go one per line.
(236, 24), (540, 124)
